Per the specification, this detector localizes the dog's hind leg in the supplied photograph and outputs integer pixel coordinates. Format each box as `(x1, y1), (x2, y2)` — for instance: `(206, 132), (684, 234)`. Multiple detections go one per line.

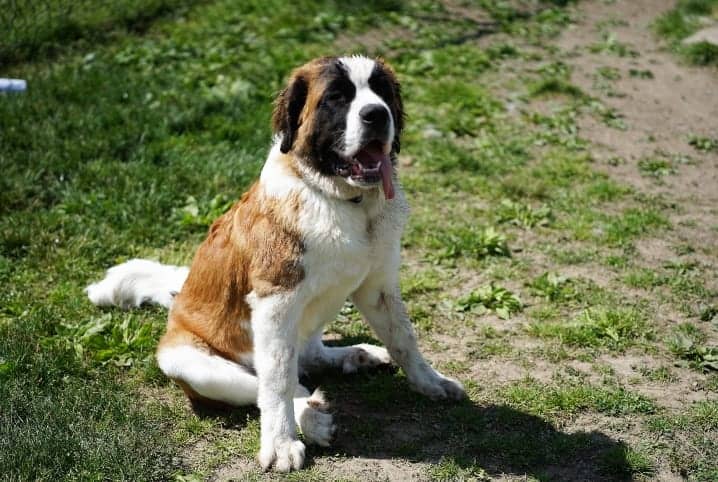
(300, 332), (392, 374)
(156, 333), (334, 447)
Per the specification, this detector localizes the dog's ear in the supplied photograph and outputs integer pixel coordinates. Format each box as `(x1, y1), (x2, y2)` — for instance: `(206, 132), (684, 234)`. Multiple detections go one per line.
(272, 74), (308, 154)
(390, 76), (404, 154)
(375, 59), (405, 154)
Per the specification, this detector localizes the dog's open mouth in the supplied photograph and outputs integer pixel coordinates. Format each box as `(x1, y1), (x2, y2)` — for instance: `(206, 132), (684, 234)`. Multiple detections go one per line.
(337, 140), (394, 200)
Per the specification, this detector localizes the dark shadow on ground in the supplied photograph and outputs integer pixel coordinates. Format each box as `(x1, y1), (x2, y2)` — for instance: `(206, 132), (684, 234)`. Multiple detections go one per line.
(304, 369), (635, 482)
(189, 365), (636, 481)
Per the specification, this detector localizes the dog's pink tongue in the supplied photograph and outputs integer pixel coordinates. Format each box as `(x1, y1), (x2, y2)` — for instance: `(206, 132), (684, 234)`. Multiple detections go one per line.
(358, 144), (394, 200)
(379, 157), (394, 200)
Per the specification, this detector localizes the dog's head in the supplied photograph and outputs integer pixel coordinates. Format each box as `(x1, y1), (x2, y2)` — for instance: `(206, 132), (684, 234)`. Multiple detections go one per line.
(272, 56), (404, 199)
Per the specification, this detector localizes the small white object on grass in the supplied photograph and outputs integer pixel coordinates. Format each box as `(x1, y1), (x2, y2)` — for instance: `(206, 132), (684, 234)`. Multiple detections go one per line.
(0, 78), (27, 93)
(682, 26), (718, 47)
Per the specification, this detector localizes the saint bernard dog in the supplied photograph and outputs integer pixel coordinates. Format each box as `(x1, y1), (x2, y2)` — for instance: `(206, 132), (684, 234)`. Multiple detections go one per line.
(87, 55), (465, 472)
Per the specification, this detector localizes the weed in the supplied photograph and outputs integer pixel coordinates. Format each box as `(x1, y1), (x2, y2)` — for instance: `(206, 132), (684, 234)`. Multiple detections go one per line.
(589, 101), (628, 130)
(496, 199), (552, 229)
(456, 284), (522, 320)
(638, 157), (676, 178)
(596, 66), (621, 80)
(527, 272), (575, 302)
(668, 323), (718, 371)
(589, 32), (639, 57)
(53, 312), (160, 367)
(689, 135), (718, 152)
(629, 68), (655, 79)
(175, 194), (232, 229)
(593, 66), (624, 96)
(430, 226), (510, 262)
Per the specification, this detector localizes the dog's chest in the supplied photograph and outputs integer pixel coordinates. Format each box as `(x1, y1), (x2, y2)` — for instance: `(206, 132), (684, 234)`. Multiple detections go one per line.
(301, 197), (375, 288)
(295, 196), (384, 338)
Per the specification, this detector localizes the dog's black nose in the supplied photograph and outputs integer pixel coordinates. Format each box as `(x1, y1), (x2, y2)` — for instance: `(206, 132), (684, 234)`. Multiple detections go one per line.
(359, 104), (390, 131)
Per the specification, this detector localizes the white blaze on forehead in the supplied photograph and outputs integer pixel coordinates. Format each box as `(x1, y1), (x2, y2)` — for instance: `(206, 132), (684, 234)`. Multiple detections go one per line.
(339, 55), (377, 88)
(338, 56), (394, 158)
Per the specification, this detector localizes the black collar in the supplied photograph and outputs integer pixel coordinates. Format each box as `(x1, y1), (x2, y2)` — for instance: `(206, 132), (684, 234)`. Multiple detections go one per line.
(348, 194), (363, 204)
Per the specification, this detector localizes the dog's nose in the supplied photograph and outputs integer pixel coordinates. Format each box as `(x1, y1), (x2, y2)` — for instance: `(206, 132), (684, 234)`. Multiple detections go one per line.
(359, 104), (390, 131)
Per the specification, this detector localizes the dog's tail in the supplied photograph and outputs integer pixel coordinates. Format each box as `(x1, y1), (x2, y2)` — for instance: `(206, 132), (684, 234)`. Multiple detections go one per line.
(86, 259), (189, 309)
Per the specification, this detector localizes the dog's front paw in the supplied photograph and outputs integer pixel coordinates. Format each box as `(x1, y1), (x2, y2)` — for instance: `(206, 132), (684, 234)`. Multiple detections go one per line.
(342, 344), (392, 373)
(411, 369), (466, 401)
(258, 437), (305, 472)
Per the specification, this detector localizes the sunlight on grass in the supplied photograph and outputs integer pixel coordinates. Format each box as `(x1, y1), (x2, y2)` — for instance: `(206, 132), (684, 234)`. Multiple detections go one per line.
(527, 307), (652, 350)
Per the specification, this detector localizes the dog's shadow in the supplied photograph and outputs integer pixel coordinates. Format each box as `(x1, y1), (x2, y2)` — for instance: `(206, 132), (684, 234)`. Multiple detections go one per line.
(192, 366), (637, 481)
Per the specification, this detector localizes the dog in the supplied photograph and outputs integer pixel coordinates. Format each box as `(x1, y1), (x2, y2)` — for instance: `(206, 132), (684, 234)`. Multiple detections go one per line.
(87, 55), (465, 472)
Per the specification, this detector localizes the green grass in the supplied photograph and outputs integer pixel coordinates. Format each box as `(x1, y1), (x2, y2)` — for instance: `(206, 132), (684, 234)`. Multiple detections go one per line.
(647, 401), (718, 480)
(654, 0), (718, 65)
(426, 226), (511, 263)
(527, 307), (652, 350)
(501, 376), (656, 418)
(589, 32), (639, 57)
(2, 0), (717, 479)
(638, 156), (676, 178)
(528, 77), (588, 99)
(638, 366), (678, 383)
(0, 0), (207, 65)
(496, 199), (553, 228)
(428, 457), (490, 481)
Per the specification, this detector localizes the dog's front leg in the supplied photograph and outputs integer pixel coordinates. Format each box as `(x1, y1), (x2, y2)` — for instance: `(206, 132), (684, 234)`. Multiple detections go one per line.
(249, 292), (305, 472)
(352, 280), (465, 401)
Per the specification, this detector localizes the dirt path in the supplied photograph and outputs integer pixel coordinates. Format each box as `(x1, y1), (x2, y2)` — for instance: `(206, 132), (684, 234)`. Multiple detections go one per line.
(561, 0), (718, 297)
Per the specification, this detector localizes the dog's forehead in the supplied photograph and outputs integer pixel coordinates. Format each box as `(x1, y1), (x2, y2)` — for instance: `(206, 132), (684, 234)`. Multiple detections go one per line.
(337, 56), (377, 88)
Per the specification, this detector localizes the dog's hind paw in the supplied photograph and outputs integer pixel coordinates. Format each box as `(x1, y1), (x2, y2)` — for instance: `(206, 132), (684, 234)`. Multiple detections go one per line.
(341, 344), (392, 373)
(296, 389), (335, 447)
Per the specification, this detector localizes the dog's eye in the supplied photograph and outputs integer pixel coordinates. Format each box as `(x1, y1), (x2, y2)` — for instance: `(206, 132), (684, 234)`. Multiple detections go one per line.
(323, 80), (355, 104)
(325, 90), (345, 102)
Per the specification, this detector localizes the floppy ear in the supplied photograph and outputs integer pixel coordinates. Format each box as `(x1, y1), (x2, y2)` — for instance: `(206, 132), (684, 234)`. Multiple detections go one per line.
(272, 75), (308, 154)
(376, 59), (405, 154)
(390, 76), (404, 154)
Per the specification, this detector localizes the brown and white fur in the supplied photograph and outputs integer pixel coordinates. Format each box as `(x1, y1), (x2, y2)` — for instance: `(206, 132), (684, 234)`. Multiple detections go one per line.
(86, 55), (465, 472)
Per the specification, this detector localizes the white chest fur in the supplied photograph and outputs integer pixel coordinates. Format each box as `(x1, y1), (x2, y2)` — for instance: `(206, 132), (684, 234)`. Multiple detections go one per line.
(258, 144), (409, 341)
(295, 190), (383, 340)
